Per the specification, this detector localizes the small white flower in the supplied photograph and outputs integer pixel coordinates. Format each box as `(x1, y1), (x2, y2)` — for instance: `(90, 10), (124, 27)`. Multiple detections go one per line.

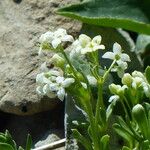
(87, 75), (97, 86)
(102, 43), (130, 78)
(39, 31), (53, 43)
(39, 28), (74, 50)
(70, 34), (105, 57)
(102, 43), (130, 62)
(43, 84), (56, 98)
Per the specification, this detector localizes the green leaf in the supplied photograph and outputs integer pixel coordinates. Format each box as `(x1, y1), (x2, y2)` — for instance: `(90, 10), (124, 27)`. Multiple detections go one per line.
(122, 146), (132, 150)
(58, 0), (150, 35)
(113, 123), (133, 146)
(141, 140), (150, 150)
(0, 143), (14, 150)
(72, 129), (93, 150)
(25, 134), (32, 150)
(145, 66), (150, 84)
(0, 135), (7, 143)
(5, 130), (17, 150)
(100, 135), (110, 150)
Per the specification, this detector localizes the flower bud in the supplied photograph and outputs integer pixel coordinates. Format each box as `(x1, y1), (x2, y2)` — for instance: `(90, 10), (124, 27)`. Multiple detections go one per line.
(132, 104), (149, 139)
(109, 84), (121, 95)
(50, 54), (65, 68)
(122, 73), (133, 86)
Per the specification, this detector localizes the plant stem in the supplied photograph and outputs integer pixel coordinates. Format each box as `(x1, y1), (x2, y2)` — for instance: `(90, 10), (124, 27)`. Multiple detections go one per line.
(62, 51), (81, 86)
(95, 80), (104, 121)
(86, 100), (100, 150)
(103, 60), (116, 82)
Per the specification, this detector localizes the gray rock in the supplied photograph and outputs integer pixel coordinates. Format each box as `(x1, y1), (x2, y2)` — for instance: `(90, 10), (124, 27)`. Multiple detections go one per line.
(0, 0), (81, 115)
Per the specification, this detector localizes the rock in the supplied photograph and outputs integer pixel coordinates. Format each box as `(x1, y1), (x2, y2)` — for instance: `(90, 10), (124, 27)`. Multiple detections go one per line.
(0, 0), (81, 115)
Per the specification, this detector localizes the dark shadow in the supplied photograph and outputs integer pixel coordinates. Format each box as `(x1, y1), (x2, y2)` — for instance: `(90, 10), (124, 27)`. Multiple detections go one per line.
(13, 0), (22, 4)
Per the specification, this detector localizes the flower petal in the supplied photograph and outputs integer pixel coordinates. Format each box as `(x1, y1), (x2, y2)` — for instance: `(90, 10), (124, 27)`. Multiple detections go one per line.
(108, 95), (119, 102)
(113, 42), (122, 54)
(51, 38), (61, 49)
(120, 53), (131, 62)
(62, 78), (75, 88)
(62, 35), (74, 42)
(92, 35), (102, 45)
(102, 52), (115, 60)
(57, 88), (65, 101)
(56, 76), (64, 84)
(93, 45), (105, 51)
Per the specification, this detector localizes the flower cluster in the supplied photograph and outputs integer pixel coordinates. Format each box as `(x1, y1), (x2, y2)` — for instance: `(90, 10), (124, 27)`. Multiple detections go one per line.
(109, 70), (150, 104)
(36, 28), (131, 102)
(36, 69), (75, 101)
(39, 28), (74, 56)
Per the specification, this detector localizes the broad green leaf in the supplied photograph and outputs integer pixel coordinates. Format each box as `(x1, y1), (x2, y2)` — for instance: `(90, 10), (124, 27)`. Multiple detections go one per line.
(145, 66), (150, 84)
(58, 0), (150, 35)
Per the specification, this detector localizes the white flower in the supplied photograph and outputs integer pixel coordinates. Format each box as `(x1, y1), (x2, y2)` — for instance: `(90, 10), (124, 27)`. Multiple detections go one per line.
(49, 76), (75, 101)
(52, 28), (74, 49)
(70, 34), (105, 57)
(43, 84), (56, 98)
(39, 28), (74, 50)
(102, 42), (130, 62)
(39, 31), (53, 43)
(102, 43), (130, 78)
(36, 70), (75, 101)
(87, 75), (97, 86)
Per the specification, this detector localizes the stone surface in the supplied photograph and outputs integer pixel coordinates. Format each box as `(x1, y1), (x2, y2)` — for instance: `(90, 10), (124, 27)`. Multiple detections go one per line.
(0, 0), (81, 115)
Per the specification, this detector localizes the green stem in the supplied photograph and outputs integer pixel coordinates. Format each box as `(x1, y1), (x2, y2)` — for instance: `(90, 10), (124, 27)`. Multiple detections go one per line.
(86, 100), (100, 150)
(103, 60), (116, 82)
(62, 51), (81, 86)
(95, 80), (105, 122)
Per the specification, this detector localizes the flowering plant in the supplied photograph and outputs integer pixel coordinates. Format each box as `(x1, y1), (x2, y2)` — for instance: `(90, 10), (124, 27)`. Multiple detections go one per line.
(36, 28), (150, 150)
